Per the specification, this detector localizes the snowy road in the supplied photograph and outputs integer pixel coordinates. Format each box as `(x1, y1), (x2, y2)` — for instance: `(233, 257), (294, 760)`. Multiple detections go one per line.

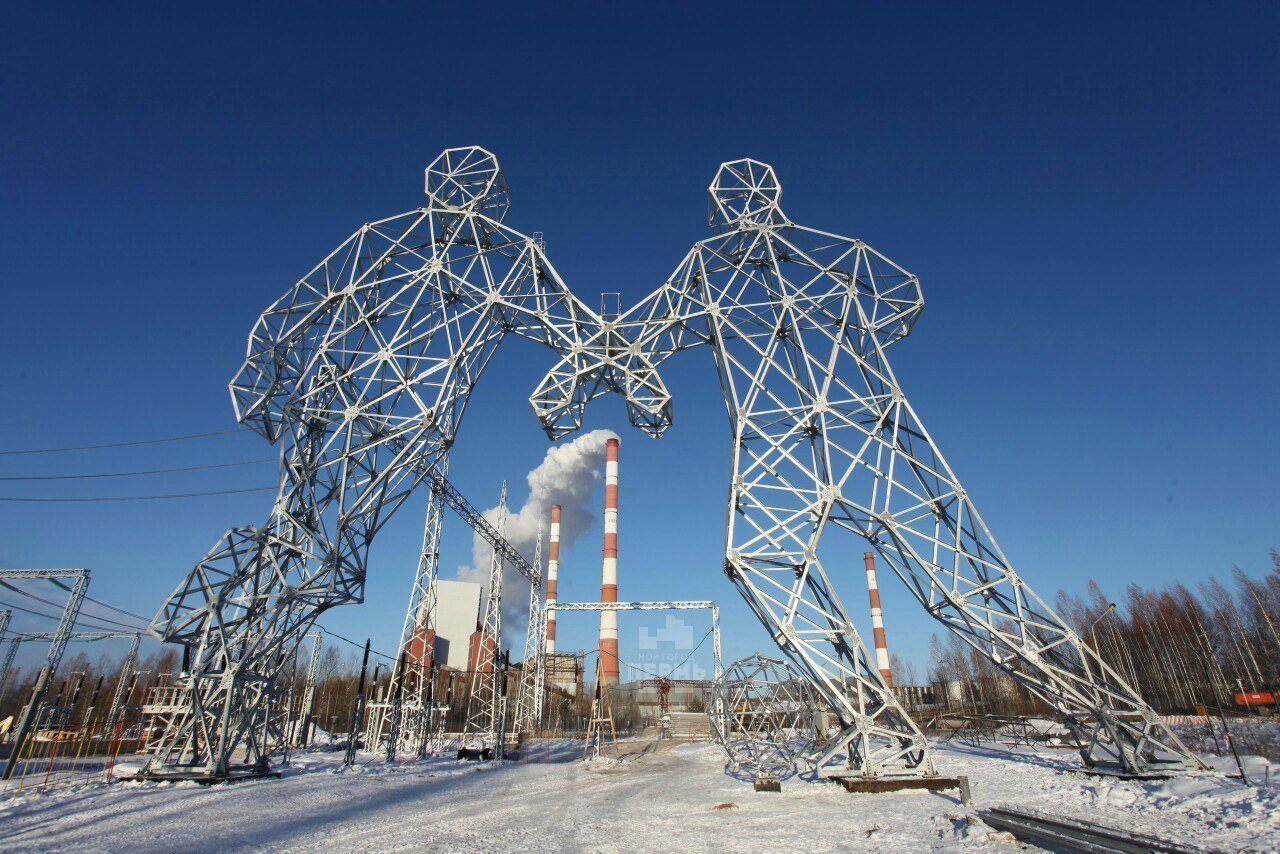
(0, 741), (1275, 852)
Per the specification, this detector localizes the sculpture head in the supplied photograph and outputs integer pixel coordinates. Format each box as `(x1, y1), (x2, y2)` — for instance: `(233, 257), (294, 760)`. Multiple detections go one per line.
(709, 158), (783, 229)
(425, 146), (510, 220)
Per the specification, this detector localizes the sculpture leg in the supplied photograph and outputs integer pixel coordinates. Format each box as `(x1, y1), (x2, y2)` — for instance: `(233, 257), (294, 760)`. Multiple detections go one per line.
(842, 390), (1208, 774)
(724, 463), (935, 779)
(145, 523), (331, 776)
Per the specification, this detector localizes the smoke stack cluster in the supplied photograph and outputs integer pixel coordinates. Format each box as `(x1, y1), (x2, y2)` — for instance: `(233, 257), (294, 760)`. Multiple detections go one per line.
(863, 552), (893, 687)
(598, 438), (620, 685)
(545, 504), (561, 654)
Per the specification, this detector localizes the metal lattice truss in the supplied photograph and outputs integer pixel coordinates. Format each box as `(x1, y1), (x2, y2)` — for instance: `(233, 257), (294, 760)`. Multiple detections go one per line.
(289, 632), (321, 747)
(514, 526), (545, 734)
(463, 482), (508, 749)
(713, 654), (819, 780)
(553, 159), (1205, 778)
(0, 569), (89, 780)
(144, 148), (658, 778)
(366, 458), (449, 759)
(372, 463), (545, 758)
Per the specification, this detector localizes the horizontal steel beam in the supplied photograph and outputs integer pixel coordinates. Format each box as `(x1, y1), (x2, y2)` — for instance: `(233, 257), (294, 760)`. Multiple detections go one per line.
(13, 631), (139, 642)
(549, 601), (715, 612)
(429, 474), (539, 585)
(0, 569), (89, 580)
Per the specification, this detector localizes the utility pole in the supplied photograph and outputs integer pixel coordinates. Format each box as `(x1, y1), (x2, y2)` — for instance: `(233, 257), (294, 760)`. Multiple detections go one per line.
(343, 640), (372, 769)
(494, 648), (510, 761)
(1088, 603), (1117, 659)
(385, 648), (408, 762)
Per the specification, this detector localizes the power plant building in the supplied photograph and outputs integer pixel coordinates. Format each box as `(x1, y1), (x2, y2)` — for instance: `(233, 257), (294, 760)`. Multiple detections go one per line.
(424, 579), (483, 671)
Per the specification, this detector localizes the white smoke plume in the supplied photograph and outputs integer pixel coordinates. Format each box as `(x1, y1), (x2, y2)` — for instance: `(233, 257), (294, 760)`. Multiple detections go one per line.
(454, 429), (619, 642)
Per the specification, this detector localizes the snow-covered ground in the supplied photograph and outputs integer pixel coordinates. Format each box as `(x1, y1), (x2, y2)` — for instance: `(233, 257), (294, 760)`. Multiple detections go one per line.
(1172, 717), (1280, 764)
(0, 739), (1276, 852)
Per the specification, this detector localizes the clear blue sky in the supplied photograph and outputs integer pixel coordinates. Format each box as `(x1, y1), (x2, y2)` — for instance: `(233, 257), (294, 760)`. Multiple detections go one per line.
(1, 2), (1276, 678)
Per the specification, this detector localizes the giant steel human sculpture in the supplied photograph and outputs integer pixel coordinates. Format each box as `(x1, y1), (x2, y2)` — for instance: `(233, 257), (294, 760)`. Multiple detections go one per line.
(149, 147), (1201, 780)
(545, 158), (1205, 778)
(145, 147), (666, 778)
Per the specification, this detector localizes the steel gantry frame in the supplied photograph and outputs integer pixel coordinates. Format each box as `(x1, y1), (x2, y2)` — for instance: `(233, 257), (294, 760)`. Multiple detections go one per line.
(549, 601), (722, 759)
(544, 601), (724, 688)
(144, 147), (661, 780)
(546, 159), (1205, 778)
(0, 569), (89, 780)
(372, 465), (545, 758)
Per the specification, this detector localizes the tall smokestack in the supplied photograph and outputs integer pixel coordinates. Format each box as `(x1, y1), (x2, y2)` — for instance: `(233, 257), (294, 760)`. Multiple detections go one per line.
(545, 504), (561, 655)
(598, 438), (620, 685)
(864, 552), (893, 687)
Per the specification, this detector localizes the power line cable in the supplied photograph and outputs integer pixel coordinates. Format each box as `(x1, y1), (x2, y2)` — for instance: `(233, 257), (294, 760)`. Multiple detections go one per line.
(315, 626), (398, 663)
(0, 599), (144, 635)
(0, 458), (274, 481)
(82, 594), (152, 625)
(623, 628), (715, 682)
(0, 583), (148, 632)
(0, 486), (275, 503)
(0, 429), (244, 456)
(0, 599), (64, 623)
(40, 578), (154, 627)
(45, 579), (153, 624)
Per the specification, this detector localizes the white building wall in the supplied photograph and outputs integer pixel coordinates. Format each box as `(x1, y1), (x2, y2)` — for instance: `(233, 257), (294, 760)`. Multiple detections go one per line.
(426, 579), (482, 671)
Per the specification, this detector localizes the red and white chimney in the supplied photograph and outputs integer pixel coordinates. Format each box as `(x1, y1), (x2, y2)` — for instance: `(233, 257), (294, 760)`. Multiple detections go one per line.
(545, 504), (561, 655)
(599, 438), (620, 685)
(864, 552), (893, 687)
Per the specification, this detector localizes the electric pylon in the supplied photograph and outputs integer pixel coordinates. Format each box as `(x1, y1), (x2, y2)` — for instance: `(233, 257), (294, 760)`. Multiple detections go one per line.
(464, 482), (507, 750)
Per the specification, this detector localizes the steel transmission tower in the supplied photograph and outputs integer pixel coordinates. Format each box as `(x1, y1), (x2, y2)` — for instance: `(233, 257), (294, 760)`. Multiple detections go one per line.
(514, 525), (545, 733)
(373, 455), (450, 759)
(144, 147), (663, 780)
(464, 482), (507, 749)
(548, 159), (1206, 778)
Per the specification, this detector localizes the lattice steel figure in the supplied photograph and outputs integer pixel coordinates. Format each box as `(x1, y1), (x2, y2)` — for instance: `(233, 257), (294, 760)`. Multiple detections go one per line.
(713, 654), (817, 781)
(565, 158), (1205, 778)
(146, 147), (658, 778)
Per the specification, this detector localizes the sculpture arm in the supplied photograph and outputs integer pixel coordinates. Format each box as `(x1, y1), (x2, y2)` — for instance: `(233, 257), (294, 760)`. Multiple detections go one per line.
(229, 211), (429, 442)
(526, 246), (714, 440)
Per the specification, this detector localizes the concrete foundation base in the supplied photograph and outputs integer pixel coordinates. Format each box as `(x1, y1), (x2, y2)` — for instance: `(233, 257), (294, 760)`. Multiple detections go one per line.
(830, 775), (966, 797)
(753, 777), (782, 792)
